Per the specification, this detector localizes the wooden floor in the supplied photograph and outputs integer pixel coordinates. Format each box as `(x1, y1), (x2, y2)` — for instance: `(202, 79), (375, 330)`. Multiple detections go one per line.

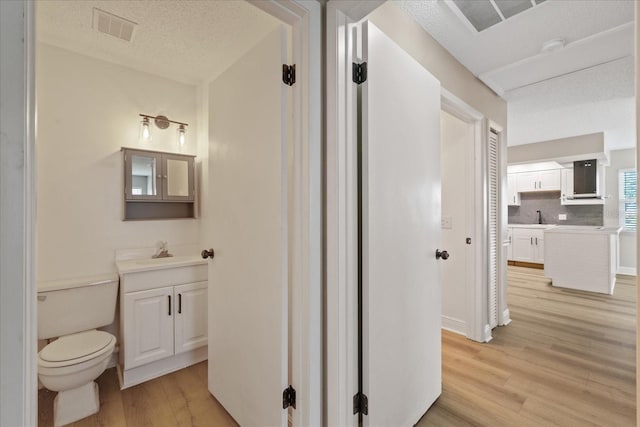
(39, 266), (636, 426)
(38, 361), (238, 427)
(418, 266), (636, 426)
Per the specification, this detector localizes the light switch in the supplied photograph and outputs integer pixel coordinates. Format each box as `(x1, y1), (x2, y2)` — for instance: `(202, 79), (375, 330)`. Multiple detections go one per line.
(558, 214), (567, 221)
(441, 216), (452, 229)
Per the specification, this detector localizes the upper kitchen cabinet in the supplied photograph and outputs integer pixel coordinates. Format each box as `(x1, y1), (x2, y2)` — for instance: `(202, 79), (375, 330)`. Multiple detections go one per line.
(507, 174), (520, 206)
(516, 169), (561, 192)
(122, 148), (196, 220)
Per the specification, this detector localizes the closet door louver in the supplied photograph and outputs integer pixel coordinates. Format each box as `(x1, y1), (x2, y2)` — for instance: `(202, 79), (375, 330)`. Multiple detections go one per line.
(488, 129), (499, 329)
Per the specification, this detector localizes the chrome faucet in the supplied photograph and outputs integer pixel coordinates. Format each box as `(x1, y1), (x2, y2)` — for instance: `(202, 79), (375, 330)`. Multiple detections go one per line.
(536, 210), (542, 224)
(152, 241), (173, 258)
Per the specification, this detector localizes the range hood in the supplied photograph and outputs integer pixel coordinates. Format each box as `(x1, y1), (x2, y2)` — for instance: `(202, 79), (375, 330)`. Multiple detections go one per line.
(572, 159), (599, 199)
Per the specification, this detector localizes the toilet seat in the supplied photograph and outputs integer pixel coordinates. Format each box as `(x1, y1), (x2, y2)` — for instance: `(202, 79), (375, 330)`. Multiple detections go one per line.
(39, 330), (115, 369)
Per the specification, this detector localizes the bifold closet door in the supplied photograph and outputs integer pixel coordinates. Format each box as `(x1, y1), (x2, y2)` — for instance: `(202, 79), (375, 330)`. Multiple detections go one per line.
(207, 26), (289, 427)
(360, 21), (442, 427)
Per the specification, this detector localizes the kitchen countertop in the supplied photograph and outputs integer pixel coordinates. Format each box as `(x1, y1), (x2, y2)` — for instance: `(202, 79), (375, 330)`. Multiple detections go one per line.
(116, 255), (206, 274)
(508, 224), (622, 234)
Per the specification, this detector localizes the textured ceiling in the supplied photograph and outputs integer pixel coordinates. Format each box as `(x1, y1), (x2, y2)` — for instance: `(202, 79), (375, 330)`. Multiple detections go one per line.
(396, 0), (636, 151)
(36, 0), (281, 85)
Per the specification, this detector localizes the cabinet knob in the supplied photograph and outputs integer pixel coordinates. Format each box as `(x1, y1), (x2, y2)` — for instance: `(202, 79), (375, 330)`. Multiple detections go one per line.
(201, 248), (215, 259)
(435, 249), (449, 260)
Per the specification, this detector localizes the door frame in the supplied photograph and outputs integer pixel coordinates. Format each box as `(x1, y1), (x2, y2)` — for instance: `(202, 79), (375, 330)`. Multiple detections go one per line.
(1, 1), (320, 425)
(441, 89), (489, 343)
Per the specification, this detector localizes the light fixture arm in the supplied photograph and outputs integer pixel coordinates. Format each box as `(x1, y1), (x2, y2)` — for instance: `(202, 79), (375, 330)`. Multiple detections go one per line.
(139, 113), (189, 127)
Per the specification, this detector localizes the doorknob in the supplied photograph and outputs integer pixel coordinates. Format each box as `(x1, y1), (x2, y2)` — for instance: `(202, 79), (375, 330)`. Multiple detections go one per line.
(201, 248), (215, 259)
(435, 249), (449, 260)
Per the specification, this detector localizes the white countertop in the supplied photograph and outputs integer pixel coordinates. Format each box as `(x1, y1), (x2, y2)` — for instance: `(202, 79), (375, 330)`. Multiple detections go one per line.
(545, 225), (622, 234)
(509, 224), (622, 234)
(116, 255), (207, 274)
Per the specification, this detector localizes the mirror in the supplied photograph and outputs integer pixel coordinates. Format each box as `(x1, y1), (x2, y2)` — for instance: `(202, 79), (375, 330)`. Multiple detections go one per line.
(166, 158), (189, 197)
(131, 155), (157, 196)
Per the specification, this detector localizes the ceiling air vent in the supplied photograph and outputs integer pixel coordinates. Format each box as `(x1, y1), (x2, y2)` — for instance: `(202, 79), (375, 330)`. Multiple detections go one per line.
(92, 8), (137, 42)
(445, 0), (546, 33)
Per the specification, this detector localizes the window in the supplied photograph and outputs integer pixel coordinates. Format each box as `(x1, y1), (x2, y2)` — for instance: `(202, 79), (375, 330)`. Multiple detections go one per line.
(619, 169), (637, 231)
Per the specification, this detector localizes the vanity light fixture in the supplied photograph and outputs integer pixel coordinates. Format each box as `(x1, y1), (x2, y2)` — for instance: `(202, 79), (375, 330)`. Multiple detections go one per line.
(138, 114), (188, 145)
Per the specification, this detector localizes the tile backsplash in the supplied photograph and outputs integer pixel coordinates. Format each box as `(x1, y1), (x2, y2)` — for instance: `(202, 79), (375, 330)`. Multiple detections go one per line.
(508, 191), (603, 226)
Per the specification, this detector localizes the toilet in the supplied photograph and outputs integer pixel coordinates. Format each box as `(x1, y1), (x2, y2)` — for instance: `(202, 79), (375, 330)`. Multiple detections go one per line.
(37, 274), (118, 427)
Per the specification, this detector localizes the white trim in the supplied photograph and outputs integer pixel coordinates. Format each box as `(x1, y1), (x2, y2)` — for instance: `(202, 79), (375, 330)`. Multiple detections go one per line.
(441, 316), (466, 336)
(326, 2), (383, 426)
(440, 91), (486, 343)
(483, 324), (493, 343)
(501, 308), (512, 326)
(0, 1), (37, 425)
(618, 267), (637, 276)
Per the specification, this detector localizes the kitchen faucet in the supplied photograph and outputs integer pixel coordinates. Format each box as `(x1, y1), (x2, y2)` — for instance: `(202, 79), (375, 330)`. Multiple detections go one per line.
(536, 210), (542, 224)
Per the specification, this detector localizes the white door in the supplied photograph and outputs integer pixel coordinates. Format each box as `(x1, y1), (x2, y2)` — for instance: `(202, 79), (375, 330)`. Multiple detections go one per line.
(174, 281), (208, 354)
(123, 287), (174, 369)
(207, 27), (289, 427)
(360, 21), (442, 426)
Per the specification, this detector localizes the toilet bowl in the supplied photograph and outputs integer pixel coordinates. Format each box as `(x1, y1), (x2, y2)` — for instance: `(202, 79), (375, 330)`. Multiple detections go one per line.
(38, 330), (116, 426)
(37, 274), (118, 427)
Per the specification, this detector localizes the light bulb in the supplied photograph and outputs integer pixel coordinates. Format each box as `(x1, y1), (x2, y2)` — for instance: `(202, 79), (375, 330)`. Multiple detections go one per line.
(177, 125), (186, 146)
(140, 117), (151, 142)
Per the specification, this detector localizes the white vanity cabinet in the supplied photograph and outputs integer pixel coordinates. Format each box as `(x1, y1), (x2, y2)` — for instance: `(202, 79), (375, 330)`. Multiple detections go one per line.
(511, 227), (545, 264)
(117, 256), (208, 389)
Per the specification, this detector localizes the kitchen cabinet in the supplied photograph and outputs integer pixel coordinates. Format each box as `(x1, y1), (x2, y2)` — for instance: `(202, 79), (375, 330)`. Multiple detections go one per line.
(515, 170), (561, 192)
(117, 256), (208, 388)
(545, 226), (621, 294)
(507, 174), (520, 206)
(512, 228), (545, 264)
(122, 147), (196, 220)
(507, 227), (513, 260)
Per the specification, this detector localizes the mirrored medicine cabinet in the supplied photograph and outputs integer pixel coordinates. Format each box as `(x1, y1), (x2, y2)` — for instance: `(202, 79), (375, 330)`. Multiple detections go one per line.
(122, 147), (196, 220)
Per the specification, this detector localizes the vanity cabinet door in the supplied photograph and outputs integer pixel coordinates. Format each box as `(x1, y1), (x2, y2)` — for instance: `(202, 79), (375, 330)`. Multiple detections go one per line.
(174, 281), (208, 354)
(123, 287), (174, 369)
(162, 154), (195, 202)
(124, 149), (163, 201)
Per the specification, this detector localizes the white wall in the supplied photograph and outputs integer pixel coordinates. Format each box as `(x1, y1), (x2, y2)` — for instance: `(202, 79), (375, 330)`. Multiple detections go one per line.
(36, 43), (202, 281)
(603, 148), (636, 274)
(440, 111), (474, 334)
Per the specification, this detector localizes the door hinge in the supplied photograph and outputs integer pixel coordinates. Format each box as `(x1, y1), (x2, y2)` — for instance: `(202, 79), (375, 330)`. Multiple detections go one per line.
(282, 64), (296, 86)
(282, 385), (296, 409)
(352, 62), (367, 84)
(353, 392), (368, 415)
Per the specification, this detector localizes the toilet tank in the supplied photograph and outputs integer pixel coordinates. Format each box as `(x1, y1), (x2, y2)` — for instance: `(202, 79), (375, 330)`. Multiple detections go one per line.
(37, 273), (119, 340)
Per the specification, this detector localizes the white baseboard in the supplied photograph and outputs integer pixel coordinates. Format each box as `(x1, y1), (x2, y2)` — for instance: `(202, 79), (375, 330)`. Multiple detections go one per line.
(499, 308), (511, 326)
(483, 324), (493, 343)
(441, 315), (466, 336)
(617, 266), (636, 276)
